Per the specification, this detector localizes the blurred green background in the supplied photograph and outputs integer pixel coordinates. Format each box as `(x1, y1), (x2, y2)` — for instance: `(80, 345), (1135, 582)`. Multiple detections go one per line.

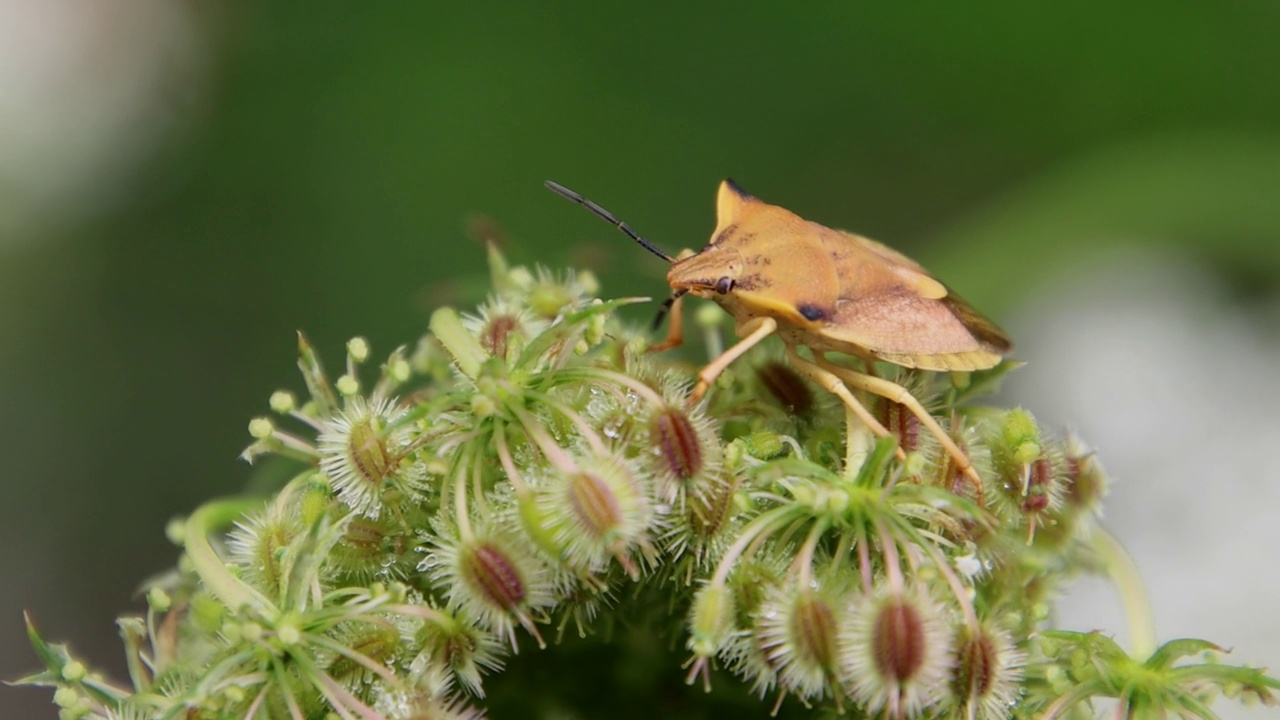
(4, 2), (1280, 717)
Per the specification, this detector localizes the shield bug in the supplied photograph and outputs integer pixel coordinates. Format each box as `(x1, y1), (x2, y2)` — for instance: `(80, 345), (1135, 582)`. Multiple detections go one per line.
(545, 179), (1011, 491)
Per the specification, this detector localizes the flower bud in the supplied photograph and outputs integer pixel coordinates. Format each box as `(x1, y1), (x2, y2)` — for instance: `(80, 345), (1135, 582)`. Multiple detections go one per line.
(269, 390), (296, 414)
(687, 584), (736, 681)
(1001, 409), (1041, 466)
(335, 374), (360, 396)
(248, 417), (274, 440)
(346, 336), (370, 364)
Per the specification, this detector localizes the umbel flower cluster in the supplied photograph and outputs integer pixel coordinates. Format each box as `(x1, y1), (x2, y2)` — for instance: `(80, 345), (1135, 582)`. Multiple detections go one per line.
(20, 248), (1279, 719)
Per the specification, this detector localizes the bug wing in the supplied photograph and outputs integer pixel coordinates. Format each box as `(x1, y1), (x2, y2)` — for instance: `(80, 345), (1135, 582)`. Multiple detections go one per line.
(817, 230), (1012, 371)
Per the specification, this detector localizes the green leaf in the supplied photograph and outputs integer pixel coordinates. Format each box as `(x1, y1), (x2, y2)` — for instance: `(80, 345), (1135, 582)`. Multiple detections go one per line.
(852, 436), (899, 489)
(13, 613), (130, 705)
(22, 612), (63, 678)
(1038, 629), (1131, 665)
(1145, 638), (1225, 670)
(889, 483), (991, 529)
(1167, 663), (1280, 699)
(297, 331), (339, 415)
(430, 306), (489, 380)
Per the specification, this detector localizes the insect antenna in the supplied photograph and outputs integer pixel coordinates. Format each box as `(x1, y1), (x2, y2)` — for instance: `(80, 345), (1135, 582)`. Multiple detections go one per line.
(545, 181), (675, 263)
(652, 289), (688, 330)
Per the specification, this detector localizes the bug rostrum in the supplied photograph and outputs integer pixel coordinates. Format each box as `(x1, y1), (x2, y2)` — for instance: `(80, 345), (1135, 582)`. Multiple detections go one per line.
(545, 179), (1012, 492)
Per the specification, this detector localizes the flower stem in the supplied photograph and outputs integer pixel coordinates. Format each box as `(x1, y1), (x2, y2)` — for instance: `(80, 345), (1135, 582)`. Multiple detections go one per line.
(1091, 527), (1156, 658)
(185, 498), (276, 616)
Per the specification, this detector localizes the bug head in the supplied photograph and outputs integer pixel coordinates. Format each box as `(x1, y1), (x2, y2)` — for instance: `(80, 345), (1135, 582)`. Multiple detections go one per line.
(670, 178), (848, 330)
(665, 179), (757, 299)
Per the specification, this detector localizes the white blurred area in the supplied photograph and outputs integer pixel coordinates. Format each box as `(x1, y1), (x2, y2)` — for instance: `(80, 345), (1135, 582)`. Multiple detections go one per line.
(1006, 252), (1280, 717)
(0, 0), (206, 242)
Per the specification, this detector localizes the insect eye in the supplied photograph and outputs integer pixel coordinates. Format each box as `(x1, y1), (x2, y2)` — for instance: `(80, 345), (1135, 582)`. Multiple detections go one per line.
(714, 277), (734, 294)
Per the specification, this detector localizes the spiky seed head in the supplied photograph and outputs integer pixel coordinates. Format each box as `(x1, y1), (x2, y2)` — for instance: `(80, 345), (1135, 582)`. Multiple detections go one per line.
(567, 468), (622, 537)
(393, 694), (491, 720)
(415, 610), (505, 698)
(424, 527), (554, 648)
(843, 587), (953, 718)
(327, 619), (402, 684)
(756, 361), (814, 415)
(651, 406), (703, 481)
(318, 397), (421, 519)
(544, 453), (653, 573)
(328, 514), (414, 582)
(754, 585), (847, 702)
(880, 400), (922, 454)
(465, 544), (526, 613)
(647, 403), (721, 504)
(527, 267), (592, 319)
(686, 473), (735, 541)
(1064, 433), (1108, 514)
(991, 440), (1068, 543)
(226, 502), (301, 598)
(950, 624), (1026, 720)
(461, 299), (541, 363)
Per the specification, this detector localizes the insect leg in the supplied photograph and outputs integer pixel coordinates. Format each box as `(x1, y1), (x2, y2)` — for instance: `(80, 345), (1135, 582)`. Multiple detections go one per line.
(817, 359), (986, 505)
(784, 349), (906, 471)
(688, 316), (778, 404)
(647, 292), (687, 353)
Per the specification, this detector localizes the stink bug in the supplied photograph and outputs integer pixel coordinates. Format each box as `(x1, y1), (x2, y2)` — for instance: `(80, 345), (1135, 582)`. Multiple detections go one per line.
(546, 179), (1011, 490)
